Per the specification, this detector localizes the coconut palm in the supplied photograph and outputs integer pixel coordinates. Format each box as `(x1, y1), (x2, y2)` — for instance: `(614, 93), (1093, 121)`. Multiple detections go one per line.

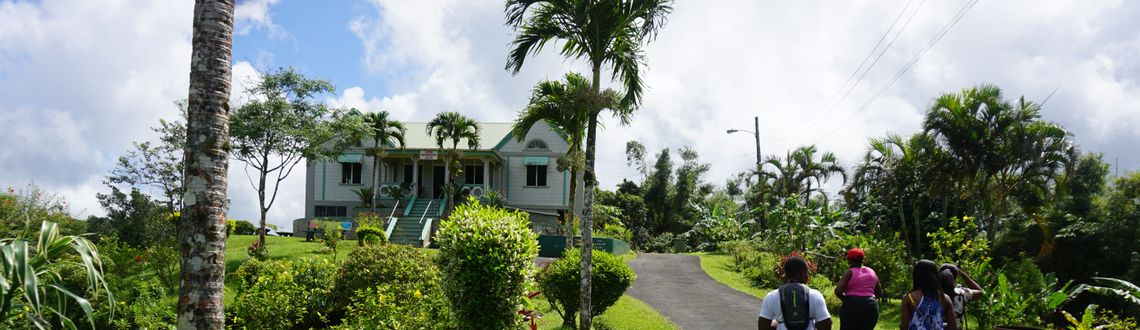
(760, 145), (846, 203)
(849, 133), (945, 255)
(179, 0), (233, 327)
(363, 111), (407, 211)
(0, 221), (112, 329)
(505, 1), (673, 326)
(426, 112), (481, 205)
(512, 72), (627, 248)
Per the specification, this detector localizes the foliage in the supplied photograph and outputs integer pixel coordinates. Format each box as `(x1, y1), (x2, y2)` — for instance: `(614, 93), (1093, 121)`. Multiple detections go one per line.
(0, 221), (113, 329)
(760, 145), (846, 204)
(436, 198), (537, 329)
(722, 240), (782, 288)
(363, 110), (408, 212)
(426, 111), (481, 205)
(1, 185), (86, 238)
(106, 104), (186, 216)
(336, 282), (449, 329)
(89, 186), (176, 248)
(229, 67), (369, 246)
(640, 232), (677, 253)
(246, 239), (268, 261)
(354, 225), (386, 247)
(351, 188), (374, 210)
(478, 189), (505, 208)
(1061, 277), (1140, 319)
(232, 220), (256, 235)
(595, 223), (632, 243)
(817, 233), (911, 296)
(538, 249), (636, 328)
(322, 222), (342, 261)
(688, 199), (753, 251)
(332, 244), (440, 312)
(99, 277), (175, 330)
(228, 257), (338, 329)
(595, 189), (649, 248)
(226, 220), (235, 237)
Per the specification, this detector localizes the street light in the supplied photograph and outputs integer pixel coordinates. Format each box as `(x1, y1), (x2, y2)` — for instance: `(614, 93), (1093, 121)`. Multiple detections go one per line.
(727, 116), (761, 168)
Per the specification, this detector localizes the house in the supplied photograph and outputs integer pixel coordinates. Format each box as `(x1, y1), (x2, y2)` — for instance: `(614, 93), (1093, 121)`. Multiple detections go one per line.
(297, 120), (584, 244)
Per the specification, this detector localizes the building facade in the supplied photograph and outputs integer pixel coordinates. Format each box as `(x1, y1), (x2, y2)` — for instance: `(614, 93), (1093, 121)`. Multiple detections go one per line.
(298, 121), (584, 236)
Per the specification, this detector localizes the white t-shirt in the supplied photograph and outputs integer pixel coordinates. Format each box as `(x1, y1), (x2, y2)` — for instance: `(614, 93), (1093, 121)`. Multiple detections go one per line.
(950, 287), (971, 326)
(758, 284), (831, 330)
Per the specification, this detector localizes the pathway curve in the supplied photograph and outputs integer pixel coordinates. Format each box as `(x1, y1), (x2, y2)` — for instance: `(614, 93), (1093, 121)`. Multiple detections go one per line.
(626, 253), (763, 329)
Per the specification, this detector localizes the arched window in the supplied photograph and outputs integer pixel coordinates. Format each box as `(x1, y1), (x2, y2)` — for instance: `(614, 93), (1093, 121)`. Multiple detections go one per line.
(525, 139), (549, 150)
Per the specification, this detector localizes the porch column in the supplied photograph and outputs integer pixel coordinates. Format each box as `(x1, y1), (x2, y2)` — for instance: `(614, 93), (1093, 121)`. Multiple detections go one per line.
(413, 158), (420, 198)
(482, 158), (490, 191)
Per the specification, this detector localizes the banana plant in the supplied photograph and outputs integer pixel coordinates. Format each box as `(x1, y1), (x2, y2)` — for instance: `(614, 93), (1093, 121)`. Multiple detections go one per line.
(0, 221), (113, 329)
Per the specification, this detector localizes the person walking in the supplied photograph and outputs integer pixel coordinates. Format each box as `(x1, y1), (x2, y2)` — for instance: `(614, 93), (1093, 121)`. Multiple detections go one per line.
(306, 219), (318, 242)
(835, 248), (885, 330)
(758, 255), (832, 330)
(939, 264), (984, 330)
(901, 260), (957, 330)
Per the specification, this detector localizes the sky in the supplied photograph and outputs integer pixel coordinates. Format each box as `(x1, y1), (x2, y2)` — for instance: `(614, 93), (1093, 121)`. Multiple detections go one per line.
(2, 0), (1139, 231)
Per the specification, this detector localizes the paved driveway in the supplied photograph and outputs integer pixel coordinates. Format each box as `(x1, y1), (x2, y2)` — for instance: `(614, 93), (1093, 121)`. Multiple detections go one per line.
(626, 253), (764, 330)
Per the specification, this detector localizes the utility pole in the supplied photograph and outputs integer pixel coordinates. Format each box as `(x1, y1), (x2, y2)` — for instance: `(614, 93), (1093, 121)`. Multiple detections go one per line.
(754, 116), (762, 167)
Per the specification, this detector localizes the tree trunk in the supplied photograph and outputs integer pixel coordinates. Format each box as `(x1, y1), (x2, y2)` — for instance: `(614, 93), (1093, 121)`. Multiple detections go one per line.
(258, 152), (268, 248)
(372, 151), (379, 212)
(179, 0), (233, 328)
(579, 63), (602, 330)
(565, 167), (578, 248)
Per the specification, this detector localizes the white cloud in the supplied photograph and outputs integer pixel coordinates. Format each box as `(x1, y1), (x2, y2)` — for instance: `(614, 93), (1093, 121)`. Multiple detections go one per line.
(235, 0), (286, 39)
(347, 0), (1140, 194)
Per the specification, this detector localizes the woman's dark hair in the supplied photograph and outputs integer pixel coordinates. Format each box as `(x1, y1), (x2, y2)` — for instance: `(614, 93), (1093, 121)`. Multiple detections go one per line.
(912, 259), (942, 297)
(939, 269), (957, 297)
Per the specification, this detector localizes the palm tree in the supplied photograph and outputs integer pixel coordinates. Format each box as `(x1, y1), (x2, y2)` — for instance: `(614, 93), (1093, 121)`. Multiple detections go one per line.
(760, 145), (846, 202)
(180, 0), (233, 327)
(512, 72), (627, 249)
(426, 112), (481, 205)
(924, 85), (1072, 241)
(363, 111), (407, 211)
(850, 133), (944, 255)
(504, 2), (673, 327)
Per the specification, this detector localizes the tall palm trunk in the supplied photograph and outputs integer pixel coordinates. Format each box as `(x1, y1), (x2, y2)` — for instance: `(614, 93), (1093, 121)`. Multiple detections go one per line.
(579, 63), (602, 330)
(372, 149), (380, 212)
(565, 167), (578, 248)
(180, 0), (233, 328)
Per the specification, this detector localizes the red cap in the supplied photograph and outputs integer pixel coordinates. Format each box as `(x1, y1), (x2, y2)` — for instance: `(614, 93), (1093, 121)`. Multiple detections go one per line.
(847, 248), (865, 260)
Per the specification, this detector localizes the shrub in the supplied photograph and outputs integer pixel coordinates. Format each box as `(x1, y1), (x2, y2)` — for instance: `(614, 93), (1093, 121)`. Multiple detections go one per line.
(226, 219), (235, 237)
(247, 239), (268, 261)
(233, 220), (256, 235)
(355, 225), (386, 247)
(641, 232), (676, 253)
(336, 282), (450, 329)
(333, 244), (441, 311)
(819, 233), (911, 296)
(810, 275), (841, 314)
(323, 222), (343, 261)
(538, 248), (636, 328)
(436, 197), (537, 329)
(596, 223), (633, 243)
(102, 277), (175, 329)
(229, 257), (338, 329)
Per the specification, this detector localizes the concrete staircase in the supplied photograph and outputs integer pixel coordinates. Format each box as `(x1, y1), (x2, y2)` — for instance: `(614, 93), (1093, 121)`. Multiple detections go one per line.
(388, 199), (441, 246)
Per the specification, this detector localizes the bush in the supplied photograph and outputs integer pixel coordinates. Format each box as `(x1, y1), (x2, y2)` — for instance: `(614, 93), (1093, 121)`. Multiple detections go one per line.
(538, 248), (636, 328)
(247, 239), (268, 261)
(228, 257), (338, 329)
(596, 223), (632, 243)
(226, 219), (236, 237)
(819, 233), (911, 296)
(810, 275), (842, 314)
(102, 277), (176, 329)
(436, 198), (537, 329)
(333, 244), (441, 311)
(725, 240), (782, 288)
(355, 225), (386, 247)
(233, 220), (256, 235)
(641, 232), (676, 253)
(336, 282), (449, 329)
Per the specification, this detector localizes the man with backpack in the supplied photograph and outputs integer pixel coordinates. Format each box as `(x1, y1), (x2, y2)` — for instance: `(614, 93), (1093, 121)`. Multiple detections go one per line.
(758, 256), (832, 330)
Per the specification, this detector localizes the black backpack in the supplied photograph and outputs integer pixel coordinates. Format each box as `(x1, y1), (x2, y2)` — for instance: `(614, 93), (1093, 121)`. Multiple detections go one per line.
(778, 283), (811, 330)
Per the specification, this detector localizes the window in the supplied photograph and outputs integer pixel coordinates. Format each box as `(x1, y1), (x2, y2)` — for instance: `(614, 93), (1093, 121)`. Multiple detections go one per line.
(464, 165), (485, 184)
(341, 162), (362, 184)
(525, 139), (549, 150)
(314, 205), (347, 218)
(403, 164), (414, 183)
(526, 165), (547, 187)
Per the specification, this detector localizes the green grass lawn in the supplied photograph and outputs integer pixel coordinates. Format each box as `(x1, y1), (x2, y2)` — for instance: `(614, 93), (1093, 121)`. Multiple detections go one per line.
(691, 252), (902, 330)
(531, 295), (677, 330)
(223, 235), (362, 304)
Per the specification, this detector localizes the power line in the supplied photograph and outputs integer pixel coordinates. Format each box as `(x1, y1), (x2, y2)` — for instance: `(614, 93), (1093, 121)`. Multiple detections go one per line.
(770, 0), (927, 137)
(809, 0), (981, 145)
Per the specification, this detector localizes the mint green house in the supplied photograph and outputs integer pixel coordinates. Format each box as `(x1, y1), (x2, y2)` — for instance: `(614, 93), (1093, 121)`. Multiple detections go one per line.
(298, 121), (583, 245)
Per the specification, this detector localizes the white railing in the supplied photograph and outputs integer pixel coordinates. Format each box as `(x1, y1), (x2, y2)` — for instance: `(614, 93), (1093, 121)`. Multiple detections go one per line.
(384, 217), (398, 240)
(420, 218), (434, 247)
(388, 200), (401, 218)
(419, 200), (433, 224)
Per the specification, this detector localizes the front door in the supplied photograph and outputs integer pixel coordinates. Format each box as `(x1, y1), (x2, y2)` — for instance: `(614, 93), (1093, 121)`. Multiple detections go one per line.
(432, 166), (446, 199)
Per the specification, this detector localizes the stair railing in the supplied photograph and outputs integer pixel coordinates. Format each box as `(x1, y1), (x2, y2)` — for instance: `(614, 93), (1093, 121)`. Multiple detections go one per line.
(403, 196), (418, 217)
(420, 218), (434, 247)
(419, 200), (433, 224)
(388, 200), (401, 218)
(384, 217), (398, 240)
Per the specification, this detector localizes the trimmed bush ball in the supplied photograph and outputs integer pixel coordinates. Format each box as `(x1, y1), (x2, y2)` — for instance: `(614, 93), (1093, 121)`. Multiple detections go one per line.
(233, 220), (256, 235)
(333, 243), (441, 311)
(354, 225), (386, 246)
(436, 197), (538, 329)
(538, 248), (636, 327)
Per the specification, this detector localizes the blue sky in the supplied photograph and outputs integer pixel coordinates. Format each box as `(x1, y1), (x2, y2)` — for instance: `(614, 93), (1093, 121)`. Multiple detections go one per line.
(2, 0), (1139, 230)
(233, 0), (384, 99)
